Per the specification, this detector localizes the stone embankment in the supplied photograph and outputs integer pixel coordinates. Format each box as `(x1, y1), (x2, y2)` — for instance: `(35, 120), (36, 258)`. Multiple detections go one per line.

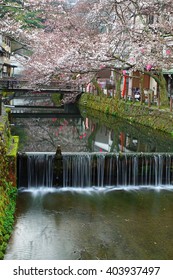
(0, 103), (18, 259)
(79, 93), (173, 135)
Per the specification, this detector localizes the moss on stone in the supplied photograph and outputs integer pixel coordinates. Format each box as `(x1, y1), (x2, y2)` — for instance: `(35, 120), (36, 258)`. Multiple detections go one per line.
(7, 136), (19, 157)
(0, 110), (18, 259)
(51, 93), (62, 106)
(79, 93), (173, 135)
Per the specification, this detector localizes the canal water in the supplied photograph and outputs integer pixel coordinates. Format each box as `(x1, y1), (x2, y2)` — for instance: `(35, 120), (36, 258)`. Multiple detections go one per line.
(4, 189), (173, 260)
(4, 102), (173, 259)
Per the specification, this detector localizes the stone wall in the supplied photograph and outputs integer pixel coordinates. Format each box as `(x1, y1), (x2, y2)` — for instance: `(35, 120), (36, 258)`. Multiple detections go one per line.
(79, 94), (173, 135)
(0, 108), (18, 259)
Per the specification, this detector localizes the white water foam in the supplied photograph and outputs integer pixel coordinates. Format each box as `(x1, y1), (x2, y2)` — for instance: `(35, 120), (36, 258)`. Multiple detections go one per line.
(18, 184), (173, 196)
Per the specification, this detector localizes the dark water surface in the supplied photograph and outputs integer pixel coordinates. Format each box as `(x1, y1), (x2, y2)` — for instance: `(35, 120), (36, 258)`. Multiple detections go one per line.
(5, 188), (173, 260)
(11, 105), (173, 153)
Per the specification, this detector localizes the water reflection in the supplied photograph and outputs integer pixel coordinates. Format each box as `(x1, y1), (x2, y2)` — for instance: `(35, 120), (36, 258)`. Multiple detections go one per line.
(4, 189), (173, 260)
(11, 105), (173, 153)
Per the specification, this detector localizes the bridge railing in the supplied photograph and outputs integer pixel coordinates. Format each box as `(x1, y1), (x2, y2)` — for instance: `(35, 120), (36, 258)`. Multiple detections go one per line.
(0, 78), (28, 89)
(0, 78), (81, 91)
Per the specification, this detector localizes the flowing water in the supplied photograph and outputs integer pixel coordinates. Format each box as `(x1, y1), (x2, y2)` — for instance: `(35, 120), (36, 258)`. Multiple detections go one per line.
(5, 102), (173, 260)
(17, 152), (173, 188)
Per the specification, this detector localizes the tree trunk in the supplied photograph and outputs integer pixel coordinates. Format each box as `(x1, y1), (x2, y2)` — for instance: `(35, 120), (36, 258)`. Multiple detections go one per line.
(158, 72), (168, 107)
(92, 79), (103, 96)
(143, 70), (168, 107)
(114, 71), (122, 99)
(139, 73), (145, 104)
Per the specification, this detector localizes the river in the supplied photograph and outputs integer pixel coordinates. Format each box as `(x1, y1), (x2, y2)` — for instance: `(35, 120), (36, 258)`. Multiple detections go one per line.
(4, 100), (173, 259)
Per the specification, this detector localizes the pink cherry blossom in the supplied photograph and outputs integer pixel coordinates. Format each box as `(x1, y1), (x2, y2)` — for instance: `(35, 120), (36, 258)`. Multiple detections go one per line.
(166, 49), (171, 55)
(0, 0), (172, 97)
(146, 64), (152, 71)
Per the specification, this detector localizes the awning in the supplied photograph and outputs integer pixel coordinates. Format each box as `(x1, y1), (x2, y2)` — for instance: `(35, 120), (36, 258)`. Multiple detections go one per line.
(3, 63), (17, 68)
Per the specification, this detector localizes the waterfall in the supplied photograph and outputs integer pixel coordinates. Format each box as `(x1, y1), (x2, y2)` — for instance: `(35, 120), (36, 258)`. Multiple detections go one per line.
(17, 152), (173, 189)
(27, 154), (53, 188)
(18, 152), (54, 188)
(63, 154), (92, 187)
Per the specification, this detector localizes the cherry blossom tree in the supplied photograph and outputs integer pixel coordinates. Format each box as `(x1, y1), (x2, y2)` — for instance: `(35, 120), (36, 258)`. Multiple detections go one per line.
(1, 0), (173, 105)
(73, 0), (173, 104)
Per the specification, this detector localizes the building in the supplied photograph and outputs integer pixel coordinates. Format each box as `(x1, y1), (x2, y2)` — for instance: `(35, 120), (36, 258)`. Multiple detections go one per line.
(0, 34), (29, 85)
(0, 34), (17, 78)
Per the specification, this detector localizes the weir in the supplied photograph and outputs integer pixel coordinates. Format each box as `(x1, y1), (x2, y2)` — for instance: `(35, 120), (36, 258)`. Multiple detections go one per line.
(17, 152), (173, 189)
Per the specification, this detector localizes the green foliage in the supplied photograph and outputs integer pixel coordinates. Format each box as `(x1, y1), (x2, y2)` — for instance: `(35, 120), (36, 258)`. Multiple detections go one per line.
(11, 126), (26, 150)
(0, 0), (22, 18)
(92, 79), (104, 95)
(0, 181), (17, 260)
(2, 91), (15, 98)
(5, 108), (11, 114)
(1, 91), (7, 97)
(16, 11), (45, 29)
(7, 136), (19, 157)
(51, 93), (62, 106)
(0, 115), (18, 259)
(0, 0), (45, 29)
(105, 105), (109, 114)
